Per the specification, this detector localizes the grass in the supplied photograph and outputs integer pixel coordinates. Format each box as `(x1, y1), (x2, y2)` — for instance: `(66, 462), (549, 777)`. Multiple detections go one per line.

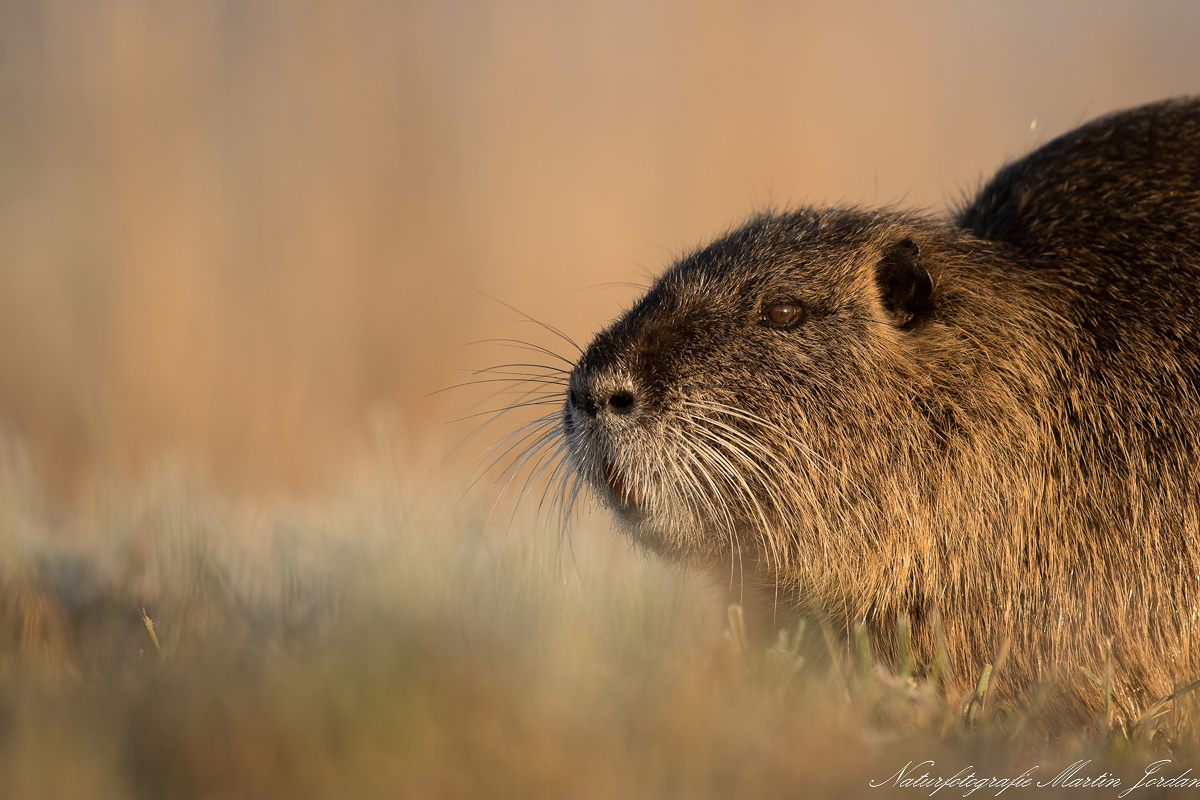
(0, 440), (1198, 799)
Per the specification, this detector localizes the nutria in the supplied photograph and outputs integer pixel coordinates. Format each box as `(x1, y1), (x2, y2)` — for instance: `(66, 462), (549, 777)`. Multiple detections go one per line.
(554, 98), (1200, 724)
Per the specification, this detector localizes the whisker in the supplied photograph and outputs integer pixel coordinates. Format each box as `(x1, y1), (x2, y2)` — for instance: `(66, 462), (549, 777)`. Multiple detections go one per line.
(475, 291), (584, 356)
(459, 338), (578, 369)
(468, 362), (571, 378)
(446, 395), (565, 425)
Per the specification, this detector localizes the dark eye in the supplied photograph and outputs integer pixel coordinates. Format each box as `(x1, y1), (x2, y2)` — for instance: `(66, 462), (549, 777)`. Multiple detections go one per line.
(761, 301), (804, 329)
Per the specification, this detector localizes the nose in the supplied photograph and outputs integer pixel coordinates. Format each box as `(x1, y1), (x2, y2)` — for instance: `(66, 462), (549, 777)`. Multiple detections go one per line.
(567, 381), (637, 418)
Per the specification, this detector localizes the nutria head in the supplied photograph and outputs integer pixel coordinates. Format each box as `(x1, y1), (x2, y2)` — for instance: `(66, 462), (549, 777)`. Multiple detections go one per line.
(561, 209), (1036, 589)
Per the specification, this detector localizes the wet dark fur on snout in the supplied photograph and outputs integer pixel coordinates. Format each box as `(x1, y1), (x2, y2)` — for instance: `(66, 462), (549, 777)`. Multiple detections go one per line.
(550, 99), (1200, 725)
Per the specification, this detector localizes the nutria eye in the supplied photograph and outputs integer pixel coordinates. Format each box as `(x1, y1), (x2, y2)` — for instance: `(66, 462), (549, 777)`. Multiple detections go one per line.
(761, 302), (804, 329)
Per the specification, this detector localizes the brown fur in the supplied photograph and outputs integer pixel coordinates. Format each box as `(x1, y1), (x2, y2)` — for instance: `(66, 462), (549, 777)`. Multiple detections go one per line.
(552, 99), (1200, 725)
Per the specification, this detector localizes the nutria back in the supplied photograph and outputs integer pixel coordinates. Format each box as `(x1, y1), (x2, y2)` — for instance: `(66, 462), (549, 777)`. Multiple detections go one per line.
(557, 98), (1200, 725)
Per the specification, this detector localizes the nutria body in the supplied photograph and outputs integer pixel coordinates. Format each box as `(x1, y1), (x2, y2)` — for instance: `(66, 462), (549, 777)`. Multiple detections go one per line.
(561, 98), (1200, 722)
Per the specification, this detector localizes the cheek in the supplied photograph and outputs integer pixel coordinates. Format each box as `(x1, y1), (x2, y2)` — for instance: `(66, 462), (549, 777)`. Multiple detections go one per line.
(655, 317), (872, 400)
(733, 330), (881, 410)
(742, 333), (829, 383)
(799, 316), (885, 376)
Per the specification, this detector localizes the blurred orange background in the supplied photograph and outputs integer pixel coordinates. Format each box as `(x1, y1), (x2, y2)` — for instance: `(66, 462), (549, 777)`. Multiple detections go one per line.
(1, 0), (1197, 503)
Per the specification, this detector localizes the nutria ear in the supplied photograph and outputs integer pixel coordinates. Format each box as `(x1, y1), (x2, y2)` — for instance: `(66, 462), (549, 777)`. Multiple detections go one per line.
(875, 237), (933, 327)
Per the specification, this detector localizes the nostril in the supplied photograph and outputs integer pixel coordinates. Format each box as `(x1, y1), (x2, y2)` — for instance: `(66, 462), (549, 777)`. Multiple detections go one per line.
(607, 390), (635, 414)
(567, 387), (580, 408)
